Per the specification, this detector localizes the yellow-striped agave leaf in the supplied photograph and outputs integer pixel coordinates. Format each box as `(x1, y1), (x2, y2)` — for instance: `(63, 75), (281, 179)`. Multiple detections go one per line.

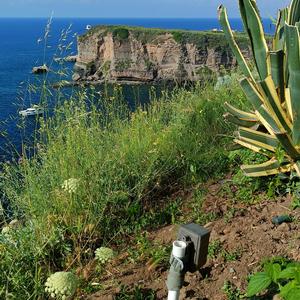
(225, 102), (257, 121)
(289, 0), (300, 25)
(219, 0), (300, 177)
(218, 5), (254, 81)
(241, 159), (293, 177)
(270, 51), (285, 100)
(239, 0), (270, 80)
(285, 24), (300, 145)
(224, 113), (258, 127)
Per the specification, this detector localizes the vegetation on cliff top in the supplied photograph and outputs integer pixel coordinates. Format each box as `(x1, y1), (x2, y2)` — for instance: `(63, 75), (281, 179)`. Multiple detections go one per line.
(78, 25), (250, 50)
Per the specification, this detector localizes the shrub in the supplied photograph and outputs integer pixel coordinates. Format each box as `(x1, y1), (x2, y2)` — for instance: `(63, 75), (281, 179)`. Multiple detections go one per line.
(113, 27), (129, 40)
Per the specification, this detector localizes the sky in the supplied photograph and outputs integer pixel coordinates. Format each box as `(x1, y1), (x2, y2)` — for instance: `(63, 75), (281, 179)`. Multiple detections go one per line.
(0, 0), (291, 18)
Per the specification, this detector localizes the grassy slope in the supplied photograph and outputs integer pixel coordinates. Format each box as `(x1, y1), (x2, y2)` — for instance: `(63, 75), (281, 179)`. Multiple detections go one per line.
(0, 79), (249, 298)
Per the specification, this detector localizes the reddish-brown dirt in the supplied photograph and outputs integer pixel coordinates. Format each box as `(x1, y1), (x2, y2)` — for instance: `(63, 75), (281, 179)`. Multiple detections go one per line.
(83, 180), (300, 300)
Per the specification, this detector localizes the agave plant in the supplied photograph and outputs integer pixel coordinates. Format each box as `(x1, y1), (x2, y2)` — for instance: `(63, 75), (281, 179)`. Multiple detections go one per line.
(218, 0), (300, 177)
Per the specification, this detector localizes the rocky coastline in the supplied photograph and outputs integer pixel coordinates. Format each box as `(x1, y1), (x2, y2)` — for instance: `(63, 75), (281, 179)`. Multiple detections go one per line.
(72, 26), (251, 84)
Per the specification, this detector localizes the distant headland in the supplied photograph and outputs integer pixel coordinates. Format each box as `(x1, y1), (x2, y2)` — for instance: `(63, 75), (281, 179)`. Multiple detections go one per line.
(72, 25), (251, 84)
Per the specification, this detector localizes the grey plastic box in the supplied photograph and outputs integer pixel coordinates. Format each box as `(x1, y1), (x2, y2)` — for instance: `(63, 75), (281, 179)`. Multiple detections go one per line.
(177, 223), (210, 272)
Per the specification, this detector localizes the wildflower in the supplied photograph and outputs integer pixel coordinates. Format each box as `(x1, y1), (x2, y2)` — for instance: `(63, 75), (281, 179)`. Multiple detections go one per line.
(61, 178), (80, 194)
(45, 272), (78, 300)
(1, 226), (10, 235)
(95, 247), (114, 264)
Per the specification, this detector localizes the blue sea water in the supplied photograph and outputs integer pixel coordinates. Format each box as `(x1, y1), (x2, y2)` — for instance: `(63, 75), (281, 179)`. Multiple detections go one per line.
(0, 18), (275, 160)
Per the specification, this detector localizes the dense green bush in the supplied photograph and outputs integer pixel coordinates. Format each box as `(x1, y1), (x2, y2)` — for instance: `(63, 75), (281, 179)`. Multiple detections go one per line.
(113, 27), (130, 40)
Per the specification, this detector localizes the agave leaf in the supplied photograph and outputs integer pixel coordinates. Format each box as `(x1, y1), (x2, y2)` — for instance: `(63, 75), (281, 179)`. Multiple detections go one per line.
(225, 102), (257, 121)
(274, 8), (289, 51)
(234, 139), (272, 157)
(285, 24), (300, 145)
(294, 161), (300, 175)
(275, 133), (300, 160)
(239, 0), (270, 80)
(224, 113), (258, 127)
(285, 87), (293, 122)
(270, 51), (285, 100)
(218, 5), (254, 81)
(221, 0), (300, 178)
(241, 159), (292, 177)
(240, 78), (264, 109)
(259, 76), (292, 133)
(238, 136), (276, 152)
(255, 107), (280, 134)
(289, 0), (300, 25)
(239, 127), (279, 150)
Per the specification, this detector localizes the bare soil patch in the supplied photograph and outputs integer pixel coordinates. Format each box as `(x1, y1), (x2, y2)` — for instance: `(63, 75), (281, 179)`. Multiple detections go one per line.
(84, 180), (300, 300)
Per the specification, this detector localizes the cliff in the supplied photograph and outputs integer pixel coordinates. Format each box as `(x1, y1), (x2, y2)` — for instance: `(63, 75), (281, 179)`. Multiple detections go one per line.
(73, 26), (251, 83)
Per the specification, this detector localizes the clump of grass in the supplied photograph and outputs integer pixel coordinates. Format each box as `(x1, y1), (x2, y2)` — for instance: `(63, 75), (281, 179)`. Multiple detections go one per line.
(0, 77), (247, 298)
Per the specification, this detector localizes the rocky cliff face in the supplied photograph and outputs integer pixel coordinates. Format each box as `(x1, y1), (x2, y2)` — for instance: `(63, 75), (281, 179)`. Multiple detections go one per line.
(73, 26), (251, 83)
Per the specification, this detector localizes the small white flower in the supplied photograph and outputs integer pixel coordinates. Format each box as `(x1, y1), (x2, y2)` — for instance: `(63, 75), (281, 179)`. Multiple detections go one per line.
(95, 247), (114, 264)
(61, 178), (80, 194)
(45, 272), (78, 299)
(1, 226), (10, 235)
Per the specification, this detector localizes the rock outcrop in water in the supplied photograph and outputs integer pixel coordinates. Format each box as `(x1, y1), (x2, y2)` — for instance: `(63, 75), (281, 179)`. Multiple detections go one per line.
(73, 26), (251, 83)
(32, 64), (49, 74)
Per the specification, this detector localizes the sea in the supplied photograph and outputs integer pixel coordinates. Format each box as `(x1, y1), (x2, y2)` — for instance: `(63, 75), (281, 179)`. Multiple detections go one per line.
(0, 18), (275, 161)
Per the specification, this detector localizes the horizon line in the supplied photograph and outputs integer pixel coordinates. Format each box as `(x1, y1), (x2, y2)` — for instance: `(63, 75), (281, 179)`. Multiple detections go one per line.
(0, 16), (273, 20)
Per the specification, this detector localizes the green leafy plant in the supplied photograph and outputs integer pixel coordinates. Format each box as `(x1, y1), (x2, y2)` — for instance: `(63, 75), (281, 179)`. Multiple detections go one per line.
(247, 258), (300, 299)
(115, 285), (156, 300)
(219, 0), (300, 177)
(223, 281), (243, 300)
(127, 232), (170, 269)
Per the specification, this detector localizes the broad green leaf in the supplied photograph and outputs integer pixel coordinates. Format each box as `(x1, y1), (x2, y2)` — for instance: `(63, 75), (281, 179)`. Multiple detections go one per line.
(246, 272), (272, 297)
(286, 288), (300, 300)
(278, 267), (298, 280)
(280, 281), (300, 300)
(265, 262), (282, 282)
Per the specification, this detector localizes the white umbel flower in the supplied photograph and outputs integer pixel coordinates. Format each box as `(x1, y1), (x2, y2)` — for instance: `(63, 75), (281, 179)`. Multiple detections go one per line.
(1, 226), (10, 235)
(95, 247), (114, 264)
(61, 178), (80, 194)
(45, 272), (78, 299)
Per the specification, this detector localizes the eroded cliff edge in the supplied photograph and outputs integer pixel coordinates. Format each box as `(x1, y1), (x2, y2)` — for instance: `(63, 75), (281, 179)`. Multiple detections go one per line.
(73, 26), (250, 83)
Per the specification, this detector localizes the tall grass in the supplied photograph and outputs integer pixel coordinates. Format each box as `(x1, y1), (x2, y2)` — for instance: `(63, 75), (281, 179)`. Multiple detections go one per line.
(0, 78), (247, 298)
